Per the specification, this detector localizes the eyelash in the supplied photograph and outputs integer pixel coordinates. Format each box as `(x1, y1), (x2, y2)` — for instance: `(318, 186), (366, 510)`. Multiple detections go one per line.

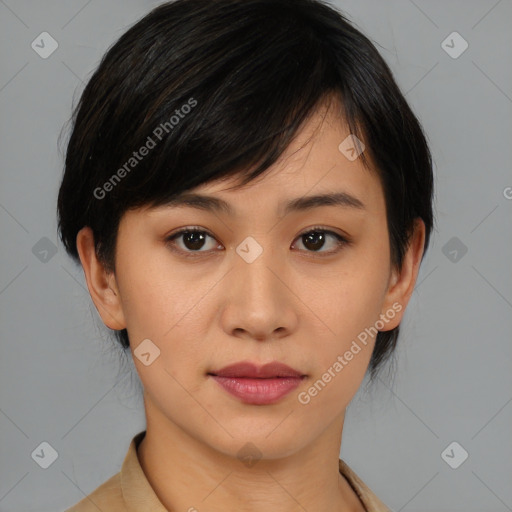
(165, 226), (351, 259)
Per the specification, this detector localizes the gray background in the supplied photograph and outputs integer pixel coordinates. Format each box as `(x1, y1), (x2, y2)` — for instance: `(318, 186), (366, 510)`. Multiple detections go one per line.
(1, 0), (511, 511)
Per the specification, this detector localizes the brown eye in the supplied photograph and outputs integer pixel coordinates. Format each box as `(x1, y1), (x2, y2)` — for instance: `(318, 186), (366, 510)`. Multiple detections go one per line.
(180, 231), (208, 251)
(166, 228), (221, 256)
(293, 228), (349, 255)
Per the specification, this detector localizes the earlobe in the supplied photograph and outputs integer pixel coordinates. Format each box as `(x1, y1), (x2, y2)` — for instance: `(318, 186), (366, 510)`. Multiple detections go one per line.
(75, 227), (127, 331)
(379, 218), (426, 331)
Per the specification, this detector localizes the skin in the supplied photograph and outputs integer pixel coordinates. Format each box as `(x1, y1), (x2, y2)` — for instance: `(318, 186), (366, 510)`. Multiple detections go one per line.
(77, 97), (425, 512)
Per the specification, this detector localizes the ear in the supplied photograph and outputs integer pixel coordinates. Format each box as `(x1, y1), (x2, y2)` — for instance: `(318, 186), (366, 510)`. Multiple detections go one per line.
(76, 227), (127, 331)
(379, 218), (426, 330)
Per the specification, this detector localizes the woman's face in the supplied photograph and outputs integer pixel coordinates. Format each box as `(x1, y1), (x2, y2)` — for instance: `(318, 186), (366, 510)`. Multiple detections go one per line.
(80, 102), (424, 460)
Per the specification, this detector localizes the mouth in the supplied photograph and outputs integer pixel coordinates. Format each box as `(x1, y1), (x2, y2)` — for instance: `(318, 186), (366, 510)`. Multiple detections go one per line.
(208, 361), (307, 405)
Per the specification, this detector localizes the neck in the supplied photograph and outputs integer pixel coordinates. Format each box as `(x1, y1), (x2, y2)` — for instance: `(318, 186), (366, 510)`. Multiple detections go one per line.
(137, 399), (365, 512)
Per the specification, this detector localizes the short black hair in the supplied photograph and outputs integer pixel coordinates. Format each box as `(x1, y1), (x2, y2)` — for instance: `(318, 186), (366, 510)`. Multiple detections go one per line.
(57, 0), (435, 381)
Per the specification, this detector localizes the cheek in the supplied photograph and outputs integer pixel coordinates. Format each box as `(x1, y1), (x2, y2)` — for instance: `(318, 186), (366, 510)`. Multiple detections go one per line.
(115, 250), (218, 392)
(298, 281), (380, 415)
(320, 253), (389, 344)
(115, 250), (199, 341)
(305, 242), (390, 390)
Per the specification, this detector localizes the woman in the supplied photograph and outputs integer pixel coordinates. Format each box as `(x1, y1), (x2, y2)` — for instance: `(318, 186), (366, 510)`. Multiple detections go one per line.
(57, 0), (434, 510)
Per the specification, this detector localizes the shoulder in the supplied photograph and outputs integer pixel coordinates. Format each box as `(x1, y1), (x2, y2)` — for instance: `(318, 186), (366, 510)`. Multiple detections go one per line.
(64, 471), (124, 512)
(339, 459), (393, 512)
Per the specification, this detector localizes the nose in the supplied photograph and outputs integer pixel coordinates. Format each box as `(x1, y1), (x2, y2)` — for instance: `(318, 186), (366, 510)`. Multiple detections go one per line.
(219, 244), (299, 342)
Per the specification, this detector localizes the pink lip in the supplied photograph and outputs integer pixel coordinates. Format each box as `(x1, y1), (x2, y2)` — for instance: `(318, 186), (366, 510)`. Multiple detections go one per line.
(208, 361), (306, 405)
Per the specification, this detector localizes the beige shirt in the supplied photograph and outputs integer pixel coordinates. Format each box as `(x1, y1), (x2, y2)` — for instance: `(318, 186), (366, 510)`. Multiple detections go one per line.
(66, 431), (392, 512)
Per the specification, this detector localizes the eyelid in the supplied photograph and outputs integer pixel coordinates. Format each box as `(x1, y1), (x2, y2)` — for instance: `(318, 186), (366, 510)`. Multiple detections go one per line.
(165, 226), (217, 243)
(297, 225), (352, 244)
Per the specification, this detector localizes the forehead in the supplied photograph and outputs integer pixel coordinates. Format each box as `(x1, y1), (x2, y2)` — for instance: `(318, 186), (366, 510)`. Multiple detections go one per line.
(133, 99), (386, 225)
(164, 104), (383, 215)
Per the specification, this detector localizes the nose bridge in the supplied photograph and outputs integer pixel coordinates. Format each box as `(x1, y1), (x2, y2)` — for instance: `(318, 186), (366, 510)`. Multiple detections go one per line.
(222, 234), (294, 338)
(234, 234), (282, 303)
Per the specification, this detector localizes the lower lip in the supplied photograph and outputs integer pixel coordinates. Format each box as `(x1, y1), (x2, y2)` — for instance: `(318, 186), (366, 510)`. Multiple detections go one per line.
(210, 376), (304, 405)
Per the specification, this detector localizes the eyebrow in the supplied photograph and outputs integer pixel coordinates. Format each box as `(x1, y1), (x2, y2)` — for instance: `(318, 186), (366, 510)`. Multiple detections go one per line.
(160, 191), (366, 216)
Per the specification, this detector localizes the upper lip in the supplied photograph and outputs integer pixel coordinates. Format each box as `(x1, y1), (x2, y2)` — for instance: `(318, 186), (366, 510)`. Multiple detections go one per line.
(209, 361), (305, 379)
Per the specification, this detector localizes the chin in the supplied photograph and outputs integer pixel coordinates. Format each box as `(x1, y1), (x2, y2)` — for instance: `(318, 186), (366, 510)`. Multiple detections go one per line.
(200, 422), (311, 463)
